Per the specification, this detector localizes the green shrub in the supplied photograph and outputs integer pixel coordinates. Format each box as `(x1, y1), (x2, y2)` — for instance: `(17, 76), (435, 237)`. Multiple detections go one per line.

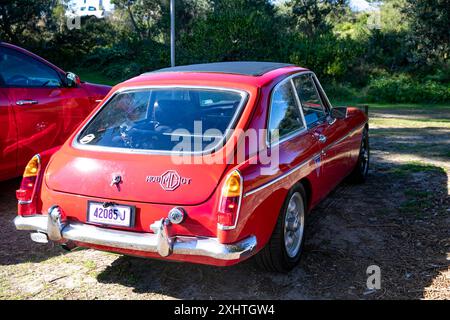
(323, 82), (366, 104)
(81, 40), (170, 82)
(366, 75), (450, 103)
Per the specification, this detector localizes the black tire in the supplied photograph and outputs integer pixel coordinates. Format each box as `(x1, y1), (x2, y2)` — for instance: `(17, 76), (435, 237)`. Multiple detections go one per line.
(255, 184), (307, 273)
(348, 127), (370, 183)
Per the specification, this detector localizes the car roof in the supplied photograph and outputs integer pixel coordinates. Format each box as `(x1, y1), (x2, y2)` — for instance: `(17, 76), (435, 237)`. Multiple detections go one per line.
(125, 62), (307, 90)
(149, 61), (295, 77)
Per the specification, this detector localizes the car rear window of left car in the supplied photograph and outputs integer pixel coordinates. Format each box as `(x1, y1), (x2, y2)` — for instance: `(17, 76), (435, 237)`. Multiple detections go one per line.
(76, 87), (246, 153)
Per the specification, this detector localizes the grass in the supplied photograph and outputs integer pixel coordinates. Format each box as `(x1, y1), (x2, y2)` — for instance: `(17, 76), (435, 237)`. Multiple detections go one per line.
(83, 260), (97, 270)
(331, 101), (450, 111)
(74, 69), (120, 86)
(388, 161), (443, 176)
(370, 118), (450, 127)
(399, 188), (435, 217)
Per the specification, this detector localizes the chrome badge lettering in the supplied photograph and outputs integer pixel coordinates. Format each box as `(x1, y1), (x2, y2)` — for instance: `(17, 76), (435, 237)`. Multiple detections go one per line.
(146, 170), (191, 191)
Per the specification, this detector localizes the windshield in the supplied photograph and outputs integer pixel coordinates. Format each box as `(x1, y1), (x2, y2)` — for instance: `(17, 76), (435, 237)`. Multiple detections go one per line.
(76, 88), (246, 153)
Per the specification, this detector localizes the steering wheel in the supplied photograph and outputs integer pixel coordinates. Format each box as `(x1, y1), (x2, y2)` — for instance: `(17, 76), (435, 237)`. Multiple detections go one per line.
(7, 75), (30, 86)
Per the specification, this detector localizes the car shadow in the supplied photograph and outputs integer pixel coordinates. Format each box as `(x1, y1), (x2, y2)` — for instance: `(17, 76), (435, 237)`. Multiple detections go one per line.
(96, 158), (449, 299)
(0, 178), (66, 266)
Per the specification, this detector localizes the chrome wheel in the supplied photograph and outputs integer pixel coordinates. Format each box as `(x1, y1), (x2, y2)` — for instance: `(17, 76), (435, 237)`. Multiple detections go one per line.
(283, 192), (305, 258)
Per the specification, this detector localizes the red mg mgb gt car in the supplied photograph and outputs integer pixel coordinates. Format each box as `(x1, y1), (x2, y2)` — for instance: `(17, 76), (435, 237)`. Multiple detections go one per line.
(0, 42), (111, 181)
(14, 62), (369, 272)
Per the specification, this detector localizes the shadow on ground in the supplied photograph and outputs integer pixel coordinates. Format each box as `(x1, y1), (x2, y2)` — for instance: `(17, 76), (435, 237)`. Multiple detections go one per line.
(0, 178), (66, 266)
(1, 106), (448, 299)
(96, 158), (449, 299)
(371, 127), (450, 161)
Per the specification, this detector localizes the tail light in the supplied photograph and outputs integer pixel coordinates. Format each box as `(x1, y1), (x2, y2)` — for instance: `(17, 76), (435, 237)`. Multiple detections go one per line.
(16, 154), (41, 204)
(218, 170), (243, 230)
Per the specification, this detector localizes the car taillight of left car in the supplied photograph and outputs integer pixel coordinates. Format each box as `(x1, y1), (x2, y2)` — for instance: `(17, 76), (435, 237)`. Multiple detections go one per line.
(16, 154), (41, 205)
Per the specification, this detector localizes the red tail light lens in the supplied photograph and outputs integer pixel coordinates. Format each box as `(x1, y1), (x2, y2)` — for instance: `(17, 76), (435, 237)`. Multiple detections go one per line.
(16, 155), (41, 203)
(218, 170), (243, 230)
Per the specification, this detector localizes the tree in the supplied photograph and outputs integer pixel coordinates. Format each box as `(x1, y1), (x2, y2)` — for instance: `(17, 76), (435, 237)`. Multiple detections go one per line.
(0, 0), (55, 44)
(288, 0), (349, 37)
(112, 0), (163, 40)
(180, 0), (280, 63)
(403, 0), (450, 69)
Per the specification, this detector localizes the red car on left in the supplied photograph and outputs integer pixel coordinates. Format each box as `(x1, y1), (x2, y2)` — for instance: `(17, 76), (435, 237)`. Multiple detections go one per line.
(0, 42), (111, 181)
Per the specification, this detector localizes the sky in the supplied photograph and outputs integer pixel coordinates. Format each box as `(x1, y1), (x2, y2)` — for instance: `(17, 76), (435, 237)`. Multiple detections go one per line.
(350, 0), (374, 11)
(69, 0), (375, 13)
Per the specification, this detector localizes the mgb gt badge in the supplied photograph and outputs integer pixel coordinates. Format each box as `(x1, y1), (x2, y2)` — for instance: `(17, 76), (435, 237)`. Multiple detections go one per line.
(146, 170), (191, 191)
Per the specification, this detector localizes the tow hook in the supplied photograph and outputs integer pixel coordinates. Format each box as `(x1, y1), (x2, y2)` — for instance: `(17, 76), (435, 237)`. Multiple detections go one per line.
(150, 218), (173, 257)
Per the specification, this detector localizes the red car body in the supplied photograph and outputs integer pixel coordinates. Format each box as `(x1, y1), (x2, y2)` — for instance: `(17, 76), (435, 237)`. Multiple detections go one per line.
(14, 62), (369, 271)
(0, 42), (111, 181)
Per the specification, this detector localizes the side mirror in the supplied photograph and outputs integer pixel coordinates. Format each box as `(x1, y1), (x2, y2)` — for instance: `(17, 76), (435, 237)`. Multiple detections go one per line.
(66, 72), (81, 88)
(331, 107), (348, 120)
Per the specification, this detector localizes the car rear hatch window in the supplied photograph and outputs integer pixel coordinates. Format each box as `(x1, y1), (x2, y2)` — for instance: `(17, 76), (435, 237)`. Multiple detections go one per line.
(76, 87), (247, 154)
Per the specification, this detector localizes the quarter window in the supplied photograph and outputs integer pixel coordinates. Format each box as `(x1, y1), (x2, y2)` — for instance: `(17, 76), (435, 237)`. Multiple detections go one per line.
(268, 81), (305, 143)
(293, 74), (327, 127)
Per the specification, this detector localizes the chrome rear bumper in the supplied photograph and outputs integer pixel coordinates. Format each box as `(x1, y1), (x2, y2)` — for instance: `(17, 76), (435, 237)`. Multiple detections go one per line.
(14, 214), (257, 261)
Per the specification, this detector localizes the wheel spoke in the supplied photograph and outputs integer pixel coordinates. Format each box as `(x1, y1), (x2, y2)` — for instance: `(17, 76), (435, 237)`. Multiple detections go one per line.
(283, 192), (305, 258)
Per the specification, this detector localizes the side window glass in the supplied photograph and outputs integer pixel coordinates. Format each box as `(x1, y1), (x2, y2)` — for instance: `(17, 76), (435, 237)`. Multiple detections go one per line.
(0, 47), (62, 88)
(268, 81), (305, 143)
(293, 74), (326, 127)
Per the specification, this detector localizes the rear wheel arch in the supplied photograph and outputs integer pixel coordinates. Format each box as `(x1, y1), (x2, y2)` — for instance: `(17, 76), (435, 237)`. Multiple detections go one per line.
(254, 182), (307, 272)
(298, 178), (312, 212)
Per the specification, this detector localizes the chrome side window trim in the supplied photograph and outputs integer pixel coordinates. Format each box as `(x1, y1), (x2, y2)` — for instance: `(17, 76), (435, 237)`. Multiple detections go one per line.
(245, 122), (367, 197)
(71, 85), (250, 156)
(265, 71), (316, 148)
(312, 73), (334, 111)
(290, 78), (308, 132)
(293, 73), (329, 130)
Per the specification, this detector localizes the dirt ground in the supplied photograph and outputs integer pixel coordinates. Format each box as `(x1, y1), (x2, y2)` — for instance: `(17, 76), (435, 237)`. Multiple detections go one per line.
(0, 104), (449, 300)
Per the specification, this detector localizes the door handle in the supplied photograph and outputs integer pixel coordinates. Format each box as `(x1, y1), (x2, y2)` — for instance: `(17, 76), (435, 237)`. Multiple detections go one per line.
(16, 100), (38, 106)
(317, 134), (327, 143)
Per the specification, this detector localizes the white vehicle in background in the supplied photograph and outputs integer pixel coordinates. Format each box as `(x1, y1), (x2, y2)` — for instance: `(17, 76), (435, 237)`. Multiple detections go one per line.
(77, 5), (105, 19)
(65, 0), (114, 19)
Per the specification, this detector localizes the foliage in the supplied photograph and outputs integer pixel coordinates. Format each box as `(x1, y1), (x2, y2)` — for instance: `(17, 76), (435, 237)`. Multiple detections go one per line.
(403, 0), (450, 70)
(178, 0), (280, 63)
(366, 75), (450, 103)
(0, 0), (55, 44)
(0, 0), (448, 103)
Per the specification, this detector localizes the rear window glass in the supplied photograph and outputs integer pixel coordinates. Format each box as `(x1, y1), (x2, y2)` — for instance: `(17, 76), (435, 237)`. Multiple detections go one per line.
(76, 88), (245, 153)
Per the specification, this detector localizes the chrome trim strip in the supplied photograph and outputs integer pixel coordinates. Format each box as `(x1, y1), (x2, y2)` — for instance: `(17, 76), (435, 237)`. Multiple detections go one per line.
(244, 156), (313, 198)
(244, 122), (367, 197)
(323, 123), (366, 153)
(72, 85), (250, 156)
(14, 215), (257, 261)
